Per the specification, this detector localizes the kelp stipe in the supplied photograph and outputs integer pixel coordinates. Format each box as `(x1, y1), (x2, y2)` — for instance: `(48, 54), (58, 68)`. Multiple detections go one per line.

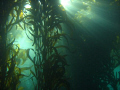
(0, 0), (32, 90)
(25, 0), (73, 89)
(0, 0), (21, 89)
(0, 0), (74, 90)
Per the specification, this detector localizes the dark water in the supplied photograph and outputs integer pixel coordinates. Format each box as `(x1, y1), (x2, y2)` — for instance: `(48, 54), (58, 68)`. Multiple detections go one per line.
(67, 1), (120, 89)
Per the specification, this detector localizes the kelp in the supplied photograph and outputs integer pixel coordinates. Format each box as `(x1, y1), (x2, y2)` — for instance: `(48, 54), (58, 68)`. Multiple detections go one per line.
(111, 35), (120, 68)
(1, 43), (21, 90)
(6, 38), (15, 48)
(24, 0), (74, 90)
(1, 0), (74, 89)
(17, 49), (28, 65)
(0, 0), (34, 90)
(94, 35), (120, 90)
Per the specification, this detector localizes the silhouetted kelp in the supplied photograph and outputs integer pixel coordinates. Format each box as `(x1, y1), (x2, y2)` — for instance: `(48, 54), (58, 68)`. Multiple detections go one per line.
(1, 0), (74, 90)
(0, 0), (33, 90)
(25, 0), (73, 89)
(89, 35), (120, 90)
(109, 35), (120, 89)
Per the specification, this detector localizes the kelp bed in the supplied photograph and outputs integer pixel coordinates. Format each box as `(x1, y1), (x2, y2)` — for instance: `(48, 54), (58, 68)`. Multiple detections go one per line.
(0, 0), (73, 90)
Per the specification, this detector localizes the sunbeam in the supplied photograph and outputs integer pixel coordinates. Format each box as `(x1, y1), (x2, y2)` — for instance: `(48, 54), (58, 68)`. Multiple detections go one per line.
(62, 0), (120, 36)
(60, 0), (71, 8)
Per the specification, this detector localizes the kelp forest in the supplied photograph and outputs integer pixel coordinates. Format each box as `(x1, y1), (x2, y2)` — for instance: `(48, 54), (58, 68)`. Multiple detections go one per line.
(0, 0), (73, 90)
(1, 0), (120, 90)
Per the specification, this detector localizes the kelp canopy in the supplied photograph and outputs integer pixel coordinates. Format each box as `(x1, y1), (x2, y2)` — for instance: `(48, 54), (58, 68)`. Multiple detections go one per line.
(0, 0), (73, 90)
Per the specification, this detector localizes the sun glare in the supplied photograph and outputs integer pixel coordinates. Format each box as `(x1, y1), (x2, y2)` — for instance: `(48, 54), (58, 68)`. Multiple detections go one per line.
(60, 0), (71, 8)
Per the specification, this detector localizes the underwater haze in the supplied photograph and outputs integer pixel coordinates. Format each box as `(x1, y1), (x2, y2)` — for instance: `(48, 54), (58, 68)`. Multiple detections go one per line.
(66, 0), (120, 90)
(0, 0), (120, 90)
